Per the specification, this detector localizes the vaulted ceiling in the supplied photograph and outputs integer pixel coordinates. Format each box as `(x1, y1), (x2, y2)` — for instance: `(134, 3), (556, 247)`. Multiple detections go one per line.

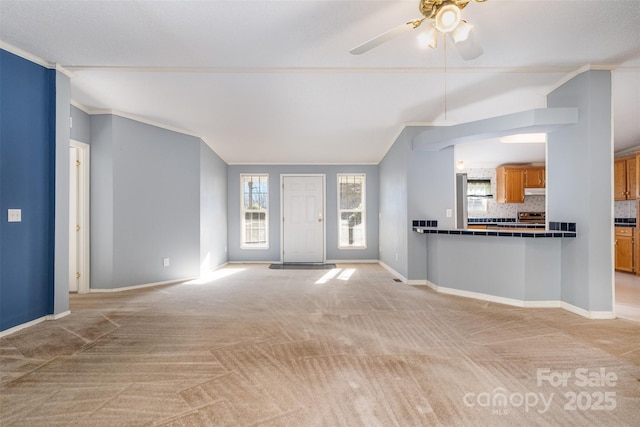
(1, 0), (639, 166)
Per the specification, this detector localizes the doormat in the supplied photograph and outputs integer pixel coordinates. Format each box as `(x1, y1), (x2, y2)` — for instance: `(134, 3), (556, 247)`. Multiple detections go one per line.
(269, 263), (337, 270)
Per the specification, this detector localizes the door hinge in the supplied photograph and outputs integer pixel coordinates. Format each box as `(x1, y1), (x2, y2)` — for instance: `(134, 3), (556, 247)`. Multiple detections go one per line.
(76, 224), (80, 232)
(76, 272), (81, 279)
(76, 160), (81, 167)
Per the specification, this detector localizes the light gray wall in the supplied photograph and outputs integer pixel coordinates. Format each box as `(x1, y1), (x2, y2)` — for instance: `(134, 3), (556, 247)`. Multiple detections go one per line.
(200, 142), (228, 272)
(54, 71), (70, 314)
(427, 235), (562, 301)
(408, 144), (455, 281)
(227, 164), (379, 262)
(379, 131), (409, 278)
(90, 115), (203, 288)
(379, 127), (456, 282)
(524, 239), (562, 301)
(70, 105), (90, 143)
(547, 70), (613, 312)
(89, 115), (115, 288)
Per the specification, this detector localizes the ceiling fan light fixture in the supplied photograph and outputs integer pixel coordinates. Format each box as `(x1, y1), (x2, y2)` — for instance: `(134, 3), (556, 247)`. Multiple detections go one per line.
(417, 25), (439, 49)
(434, 3), (462, 33)
(452, 20), (473, 43)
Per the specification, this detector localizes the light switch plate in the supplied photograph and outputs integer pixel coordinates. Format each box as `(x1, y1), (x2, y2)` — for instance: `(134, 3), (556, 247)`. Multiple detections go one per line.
(8, 209), (21, 222)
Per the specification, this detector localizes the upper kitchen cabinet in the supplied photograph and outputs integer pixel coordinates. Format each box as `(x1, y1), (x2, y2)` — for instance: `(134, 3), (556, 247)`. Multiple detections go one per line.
(614, 155), (636, 200)
(496, 166), (525, 203)
(523, 166), (546, 188)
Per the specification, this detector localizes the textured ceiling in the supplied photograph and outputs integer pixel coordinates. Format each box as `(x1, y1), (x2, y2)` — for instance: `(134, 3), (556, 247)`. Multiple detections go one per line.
(1, 0), (639, 166)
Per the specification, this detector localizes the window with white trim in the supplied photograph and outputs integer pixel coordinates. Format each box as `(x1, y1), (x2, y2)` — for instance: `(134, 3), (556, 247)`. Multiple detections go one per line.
(338, 174), (366, 248)
(467, 178), (492, 212)
(241, 174), (268, 249)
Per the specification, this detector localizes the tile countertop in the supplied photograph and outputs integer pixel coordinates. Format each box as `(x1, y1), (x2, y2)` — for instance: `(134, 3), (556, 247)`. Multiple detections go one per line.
(412, 220), (577, 238)
(615, 218), (636, 227)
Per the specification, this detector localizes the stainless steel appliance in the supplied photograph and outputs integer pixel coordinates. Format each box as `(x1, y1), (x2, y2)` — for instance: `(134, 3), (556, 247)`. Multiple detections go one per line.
(518, 211), (545, 224)
(456, 173), (468, 229)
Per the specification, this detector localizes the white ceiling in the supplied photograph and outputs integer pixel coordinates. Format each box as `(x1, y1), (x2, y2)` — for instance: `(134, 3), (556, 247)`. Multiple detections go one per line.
(1, 0), (639, 167)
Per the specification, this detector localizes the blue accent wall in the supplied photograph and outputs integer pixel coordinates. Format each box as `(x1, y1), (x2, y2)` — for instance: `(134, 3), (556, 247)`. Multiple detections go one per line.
(0, 50), (56, 331)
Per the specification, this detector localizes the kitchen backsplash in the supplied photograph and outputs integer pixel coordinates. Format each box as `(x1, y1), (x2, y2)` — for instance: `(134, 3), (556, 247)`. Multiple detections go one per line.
(464, 168), (637, 221)
(464, 168), (546, 219)
(615, 199), (636, 218)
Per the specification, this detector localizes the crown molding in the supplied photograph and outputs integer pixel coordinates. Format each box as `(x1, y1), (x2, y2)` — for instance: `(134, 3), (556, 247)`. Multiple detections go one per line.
(55, 64), (76, 79)
(226, 162), (379, 166)
(546, 63), (619, 95)
(91, 109), (202, 139)
(0, 40), (51, 68)
(1, 40), (76, 78)
(71, 102), (202, 138)
(70, 100), (92, 115)
(64, 65), (579, 75)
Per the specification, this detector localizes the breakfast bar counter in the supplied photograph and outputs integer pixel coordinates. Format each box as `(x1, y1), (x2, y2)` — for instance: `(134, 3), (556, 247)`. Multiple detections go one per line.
(411, 221), (576, 307)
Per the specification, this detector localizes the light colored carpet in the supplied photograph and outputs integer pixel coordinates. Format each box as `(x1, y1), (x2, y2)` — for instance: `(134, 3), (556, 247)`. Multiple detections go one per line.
(1, 264), (639, 426)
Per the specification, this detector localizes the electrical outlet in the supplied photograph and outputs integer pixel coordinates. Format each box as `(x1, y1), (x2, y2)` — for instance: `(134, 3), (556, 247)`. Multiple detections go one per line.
(446, 209), (452, 218)
(8, 209), (21, 222)
(163, 257), (170, 267)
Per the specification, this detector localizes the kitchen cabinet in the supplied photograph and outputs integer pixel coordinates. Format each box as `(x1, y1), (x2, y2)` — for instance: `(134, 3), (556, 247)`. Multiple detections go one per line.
(524, 167), (545, 188)
(496, 165), (546, 203)
(614, 156), (636, 201)
(615, 227), (634, 272)
(496, 166), (525, 203)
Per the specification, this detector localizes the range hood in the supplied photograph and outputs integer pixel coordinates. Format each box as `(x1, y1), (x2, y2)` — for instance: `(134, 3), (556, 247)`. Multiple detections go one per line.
(524, 187), (546, 196)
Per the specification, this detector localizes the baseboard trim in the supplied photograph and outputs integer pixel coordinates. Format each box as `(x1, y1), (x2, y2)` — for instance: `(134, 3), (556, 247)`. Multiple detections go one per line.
(228, 260), (379, 265)
(90, 278), (194, 293)
(524, 301), (562, 308)
(47, 310), (71, 320)
(326, 259), (379, 264)
(0, 316), (46, 338)
(426, 281), (616, 319)
(430, 283), (526, 307)
(378, 261), (409, 283)
(560, 302), (615, 320)
(227, 261), (273, 265)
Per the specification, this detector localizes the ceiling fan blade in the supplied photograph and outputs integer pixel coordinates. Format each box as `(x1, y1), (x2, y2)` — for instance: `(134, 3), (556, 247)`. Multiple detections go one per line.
(350, 22), (416, 55)
(450, 31), (484, 60)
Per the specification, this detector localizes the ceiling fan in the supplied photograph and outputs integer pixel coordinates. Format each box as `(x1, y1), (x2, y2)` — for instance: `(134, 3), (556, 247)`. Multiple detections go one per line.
(350, 0), (487, 60)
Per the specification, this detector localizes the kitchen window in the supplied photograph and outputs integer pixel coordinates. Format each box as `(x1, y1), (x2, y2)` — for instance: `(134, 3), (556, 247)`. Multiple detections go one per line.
(241, 174), (269, 249)
(338, 174), (366, 249)
(467, 179), (492, 212)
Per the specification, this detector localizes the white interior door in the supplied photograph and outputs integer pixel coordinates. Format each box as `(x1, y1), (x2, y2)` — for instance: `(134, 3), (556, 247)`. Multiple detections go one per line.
(282, 175), (325, 263)
(69, 140), (90, 293)
(69, 146), (79, 292)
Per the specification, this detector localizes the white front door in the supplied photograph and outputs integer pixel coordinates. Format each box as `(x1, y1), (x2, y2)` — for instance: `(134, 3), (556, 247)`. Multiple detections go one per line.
(282, 175), (325, 263)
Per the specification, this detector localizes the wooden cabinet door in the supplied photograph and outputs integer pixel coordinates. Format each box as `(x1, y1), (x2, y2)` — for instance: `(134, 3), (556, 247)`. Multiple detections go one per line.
(615, 227), (634, 272)
(497, 167), (525, 203)
(614, 159), (628, 200)
(524, 167), (545, 188)
(506, 169), (525, 203)
(626, 157), (636, 200)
